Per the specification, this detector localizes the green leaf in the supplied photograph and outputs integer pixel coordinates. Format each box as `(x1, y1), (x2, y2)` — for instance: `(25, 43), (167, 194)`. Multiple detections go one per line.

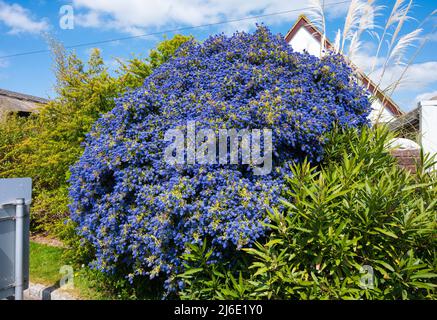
(374, 260), (395, 272)
(181, 268), (204, 276)
(253, 267), (269, 277)
(374, 227), (398, 239)
(264, 239), (284, 247)
(409, 282), (437, 289)
(410, 273), (437, 280)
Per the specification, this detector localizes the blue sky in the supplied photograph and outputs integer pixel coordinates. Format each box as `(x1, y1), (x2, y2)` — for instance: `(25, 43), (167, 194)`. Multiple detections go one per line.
(0, 0), (435, 112)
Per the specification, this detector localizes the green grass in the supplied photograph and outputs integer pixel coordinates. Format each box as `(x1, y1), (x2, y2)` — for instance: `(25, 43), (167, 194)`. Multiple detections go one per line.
(29, 241), (110, 300)
(30, 242), (64, 285)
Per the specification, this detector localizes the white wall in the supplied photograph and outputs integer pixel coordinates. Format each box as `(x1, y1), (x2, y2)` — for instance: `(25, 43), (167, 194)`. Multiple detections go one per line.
(288, 27), (322, 57)
(369, 99), (395, 124)
(288, 26), (396, 125)
(419, 100), (437, 156)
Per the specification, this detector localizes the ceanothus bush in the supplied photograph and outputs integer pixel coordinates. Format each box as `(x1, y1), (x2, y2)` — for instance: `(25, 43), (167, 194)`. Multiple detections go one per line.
(69, 26), (371, 291)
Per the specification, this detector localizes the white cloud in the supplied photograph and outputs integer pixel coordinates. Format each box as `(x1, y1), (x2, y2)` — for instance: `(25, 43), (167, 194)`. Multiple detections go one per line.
(0, 1), (49, 34)
(353, 52), (385, 74)
(425, 32), (437, 42)
(75, 11), (101, 28)
(351, 46), (437, 94)
(349, 47), (437, 111)
(415, 90), (437, 103)
(372, 61), (437, 92)
(72, 0), (348, 35)
(325, 1), (350, 19)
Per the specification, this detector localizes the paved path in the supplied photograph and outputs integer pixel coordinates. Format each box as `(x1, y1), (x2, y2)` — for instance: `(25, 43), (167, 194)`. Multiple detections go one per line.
(24, 282), (77, 300)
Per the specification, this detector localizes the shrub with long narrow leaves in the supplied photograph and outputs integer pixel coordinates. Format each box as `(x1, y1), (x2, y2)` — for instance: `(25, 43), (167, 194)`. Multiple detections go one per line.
(180, 126), (436, 300)
(247, 126), (436, 299)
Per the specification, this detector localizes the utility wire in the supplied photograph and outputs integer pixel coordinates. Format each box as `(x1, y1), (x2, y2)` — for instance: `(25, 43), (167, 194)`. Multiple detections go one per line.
(0, 0), (351, 60)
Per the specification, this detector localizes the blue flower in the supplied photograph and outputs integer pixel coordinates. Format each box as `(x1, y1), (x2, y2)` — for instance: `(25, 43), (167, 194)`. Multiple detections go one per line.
(69, 25), (371, 293)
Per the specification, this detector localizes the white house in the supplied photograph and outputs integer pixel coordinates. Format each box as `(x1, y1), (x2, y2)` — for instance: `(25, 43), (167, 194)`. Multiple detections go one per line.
(285, 15), (437, 157)
(284, 15), (403, 124)
(419, 98), (437, 155)
(389, 97), (437, 157)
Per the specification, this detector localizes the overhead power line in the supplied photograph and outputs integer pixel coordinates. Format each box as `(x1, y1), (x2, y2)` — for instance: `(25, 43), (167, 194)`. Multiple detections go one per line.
(0, 0), (351, 60)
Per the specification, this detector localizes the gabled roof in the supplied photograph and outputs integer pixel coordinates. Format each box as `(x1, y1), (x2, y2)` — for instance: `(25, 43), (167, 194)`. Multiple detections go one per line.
(0, 88), (47, 113)
(0, 88), (48, 104)
(284, 15), (403, 117)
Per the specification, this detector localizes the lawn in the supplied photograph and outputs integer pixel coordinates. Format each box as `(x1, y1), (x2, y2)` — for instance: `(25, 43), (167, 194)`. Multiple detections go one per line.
(29, 241), (64, 285)
(29, 241), (109, 300)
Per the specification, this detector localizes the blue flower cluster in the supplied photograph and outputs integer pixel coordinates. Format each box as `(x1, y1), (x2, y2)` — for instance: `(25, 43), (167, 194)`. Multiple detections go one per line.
(69, 26), (371, 291)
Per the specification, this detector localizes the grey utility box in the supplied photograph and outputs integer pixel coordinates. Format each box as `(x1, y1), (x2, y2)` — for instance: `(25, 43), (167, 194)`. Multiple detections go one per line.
(0, 178), (31, 300)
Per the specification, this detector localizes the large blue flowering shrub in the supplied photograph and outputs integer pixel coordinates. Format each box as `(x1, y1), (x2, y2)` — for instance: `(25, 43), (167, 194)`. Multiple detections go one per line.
(69, 26), (371, 290)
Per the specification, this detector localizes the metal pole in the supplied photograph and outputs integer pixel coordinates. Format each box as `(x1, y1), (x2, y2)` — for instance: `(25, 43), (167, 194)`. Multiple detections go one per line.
(15, 198), (24, 300)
